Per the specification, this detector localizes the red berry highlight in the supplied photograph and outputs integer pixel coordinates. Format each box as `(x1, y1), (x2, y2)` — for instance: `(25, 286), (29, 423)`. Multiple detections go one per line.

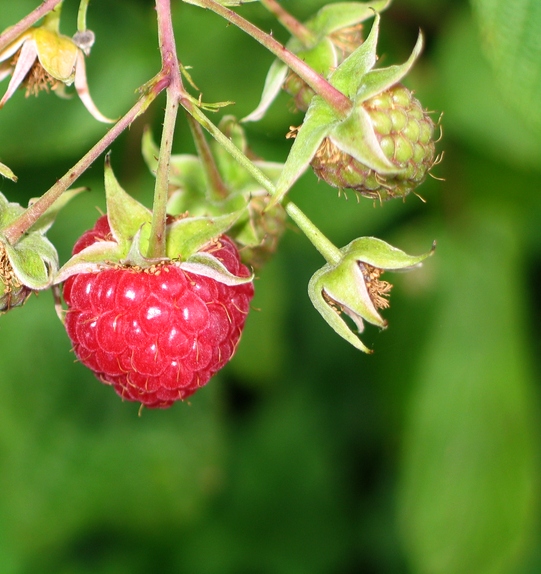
(63, 216), (254, 408)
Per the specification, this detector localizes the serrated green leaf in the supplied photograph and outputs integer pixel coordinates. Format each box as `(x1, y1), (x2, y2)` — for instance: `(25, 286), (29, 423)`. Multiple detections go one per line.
(472, 0), (541, 133)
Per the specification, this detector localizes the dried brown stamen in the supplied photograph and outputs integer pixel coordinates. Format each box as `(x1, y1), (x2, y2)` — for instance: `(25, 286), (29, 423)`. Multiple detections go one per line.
(360, 263), (392, 309)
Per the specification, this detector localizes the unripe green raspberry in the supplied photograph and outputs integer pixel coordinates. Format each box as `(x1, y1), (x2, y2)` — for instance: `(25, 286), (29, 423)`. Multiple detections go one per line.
(310, 84), (436, 201)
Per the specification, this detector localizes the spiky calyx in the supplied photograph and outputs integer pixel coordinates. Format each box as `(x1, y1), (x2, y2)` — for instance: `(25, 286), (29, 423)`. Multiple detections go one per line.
(310, 84), (436, 200)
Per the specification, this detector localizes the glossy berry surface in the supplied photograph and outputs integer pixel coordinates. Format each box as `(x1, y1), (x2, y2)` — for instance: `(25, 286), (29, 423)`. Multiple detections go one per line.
(63, 216), (254, 408)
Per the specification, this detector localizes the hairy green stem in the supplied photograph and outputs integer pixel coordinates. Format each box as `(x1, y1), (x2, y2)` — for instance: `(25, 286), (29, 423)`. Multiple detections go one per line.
(184, 0), (352, 117)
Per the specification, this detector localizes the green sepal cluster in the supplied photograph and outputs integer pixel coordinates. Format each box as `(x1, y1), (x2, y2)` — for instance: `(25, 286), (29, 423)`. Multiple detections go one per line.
(0, 188), (82, 312)
(270, 12), (424, 207)
(143, 116), (287, 268)
(308, 237), (434, 353)
(55, 154), (253, 287)
(244, 1), (390, 121)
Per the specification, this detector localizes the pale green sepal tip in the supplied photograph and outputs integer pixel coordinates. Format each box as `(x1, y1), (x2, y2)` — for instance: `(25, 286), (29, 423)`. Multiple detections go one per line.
(104, 154), (152, 248)
(242, 60), (288, 123)
(180, 253), (254, 287)
(0, 161), (17, 182)
(166, 209), (245, 261)
(0, 197), (24, 229)
(307, 1), (390, 37)
(4, 233), (59, 290)
(54, 241), (122, 284)
(355, 32), (424, 102)
(343, 236), (435, 269)
(329, 106), (398, 173)
(308, 267), (374, 354)
(329, 12), (380, 96)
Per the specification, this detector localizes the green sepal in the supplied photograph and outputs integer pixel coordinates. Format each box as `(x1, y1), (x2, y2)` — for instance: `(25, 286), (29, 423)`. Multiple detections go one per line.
(166, 209), (246, 261)
(272, 97), (338, 206)
(354, 31), (423, 102)
(179, 252), (254, 287)
(54, 240), (122, 283)
(329, 11), (381, 96)
(3, 233), (58, 290)
(308, 236), (434, 353)
(329, 104), (397, 173)
(104, 153), (152, 252)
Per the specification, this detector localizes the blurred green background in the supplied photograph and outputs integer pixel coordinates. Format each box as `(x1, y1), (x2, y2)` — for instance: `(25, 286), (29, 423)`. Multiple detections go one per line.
(1, 0), (540, 572)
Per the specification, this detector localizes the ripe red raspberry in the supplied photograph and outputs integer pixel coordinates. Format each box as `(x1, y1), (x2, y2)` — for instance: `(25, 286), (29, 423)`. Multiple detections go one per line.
(63, 216), (254, 409)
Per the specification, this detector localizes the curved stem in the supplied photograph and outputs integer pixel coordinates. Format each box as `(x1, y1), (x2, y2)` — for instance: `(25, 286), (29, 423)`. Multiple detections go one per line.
(3, 85), (161, 246)
(260, 0), (315, 46)
(183, 101), (342, 266)
(185, 0), (352, 118)
(0, 0), (64, 52)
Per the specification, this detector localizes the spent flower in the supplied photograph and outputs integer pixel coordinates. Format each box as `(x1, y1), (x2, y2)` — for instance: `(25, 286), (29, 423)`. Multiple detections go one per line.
(0, 9), (113, 123)
(309, 236), (434, 353)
